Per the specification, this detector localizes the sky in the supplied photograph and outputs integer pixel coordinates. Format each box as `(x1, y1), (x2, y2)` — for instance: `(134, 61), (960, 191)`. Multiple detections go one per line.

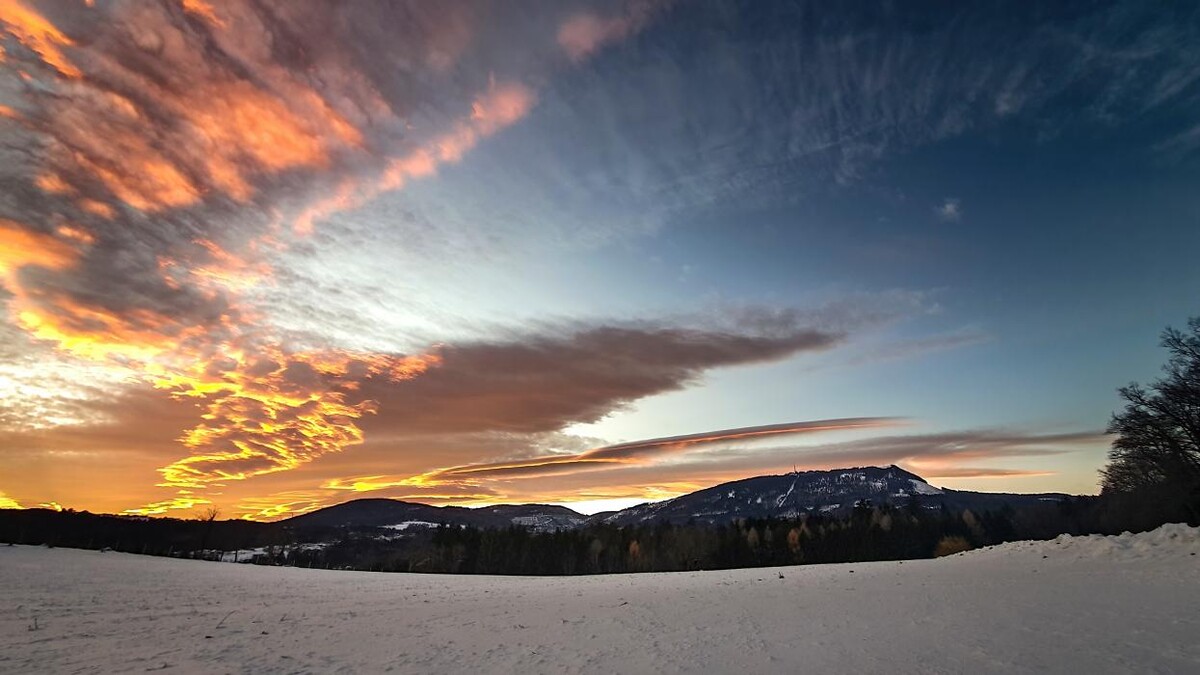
(0, 0), (1198, 520)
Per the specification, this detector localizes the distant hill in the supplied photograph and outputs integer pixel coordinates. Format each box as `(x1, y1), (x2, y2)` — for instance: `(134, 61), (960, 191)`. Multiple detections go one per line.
(282, 499), (588, 532)
(589, 465), (1067, 526)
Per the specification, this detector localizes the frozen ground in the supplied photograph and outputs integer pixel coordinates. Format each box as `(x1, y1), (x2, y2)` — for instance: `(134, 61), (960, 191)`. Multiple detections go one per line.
(2, 524), (1198, 674)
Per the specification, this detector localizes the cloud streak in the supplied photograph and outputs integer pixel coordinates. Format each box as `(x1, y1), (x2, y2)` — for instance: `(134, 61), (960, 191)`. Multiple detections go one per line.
(434, 418), (900, 479)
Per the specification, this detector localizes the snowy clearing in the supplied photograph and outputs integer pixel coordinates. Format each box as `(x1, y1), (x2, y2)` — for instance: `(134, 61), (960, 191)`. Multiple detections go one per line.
(2, 524), (1198, 674)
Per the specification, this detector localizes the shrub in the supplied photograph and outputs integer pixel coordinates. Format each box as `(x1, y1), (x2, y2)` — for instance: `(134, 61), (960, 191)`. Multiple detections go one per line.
(933, 535), (972, 557)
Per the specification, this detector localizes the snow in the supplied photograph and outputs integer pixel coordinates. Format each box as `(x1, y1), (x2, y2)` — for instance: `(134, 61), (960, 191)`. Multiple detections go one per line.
(218, 548), (266, 563)
(909, 478), (944, 495)
(774, 477), (797, 508)
(2, 524), (1198, 673)
(217, 543), (328, 564)
(381, 521), (440, 531)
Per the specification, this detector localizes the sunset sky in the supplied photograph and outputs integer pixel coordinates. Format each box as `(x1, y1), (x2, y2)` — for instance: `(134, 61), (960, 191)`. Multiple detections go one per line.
(1, 1), (1198, 520)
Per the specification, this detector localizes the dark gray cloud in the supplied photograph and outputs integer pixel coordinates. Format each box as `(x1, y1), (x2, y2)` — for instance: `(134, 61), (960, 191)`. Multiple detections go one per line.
(358, 321), (842, 436)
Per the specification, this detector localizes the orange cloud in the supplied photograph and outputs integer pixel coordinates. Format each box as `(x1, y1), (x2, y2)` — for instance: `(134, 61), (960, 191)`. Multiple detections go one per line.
(0, 0), (80, 77)
(232, 490), (330, 521)
(0, 219), (79, 277)
(0, 220), (95, 363)
(180, 0), (225, 29)
(148, 349), (442, 491)
(7, 2), (369, 217)
(123, 494), (212, 517)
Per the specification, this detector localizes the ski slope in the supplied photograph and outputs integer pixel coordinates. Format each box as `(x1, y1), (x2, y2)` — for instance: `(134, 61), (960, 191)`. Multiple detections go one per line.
(2, 524), (1198, 674)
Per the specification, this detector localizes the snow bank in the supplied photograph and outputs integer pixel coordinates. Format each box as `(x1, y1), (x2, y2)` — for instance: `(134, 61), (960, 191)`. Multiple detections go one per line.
(1, 524), (1197, 674)
(954, 522), (1200, 562)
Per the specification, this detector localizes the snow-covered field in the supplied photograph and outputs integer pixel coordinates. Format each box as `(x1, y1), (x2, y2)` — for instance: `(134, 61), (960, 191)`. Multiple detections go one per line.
(2, 525), (1198, 674)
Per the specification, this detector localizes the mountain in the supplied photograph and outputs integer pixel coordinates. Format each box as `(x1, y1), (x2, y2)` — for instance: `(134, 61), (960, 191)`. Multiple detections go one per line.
(589, 465), (1067, 527)
(283, 499), (587, 532)
(281, 466), (1067, 532)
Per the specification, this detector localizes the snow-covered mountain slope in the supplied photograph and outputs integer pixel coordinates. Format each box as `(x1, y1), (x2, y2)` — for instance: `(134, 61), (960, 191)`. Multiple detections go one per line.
(593, 465), (1066, 526)
(2, 525), (1196, 674)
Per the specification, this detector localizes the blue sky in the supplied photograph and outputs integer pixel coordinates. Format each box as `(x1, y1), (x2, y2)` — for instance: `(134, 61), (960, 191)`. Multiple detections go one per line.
(0, 0), (1197, 516)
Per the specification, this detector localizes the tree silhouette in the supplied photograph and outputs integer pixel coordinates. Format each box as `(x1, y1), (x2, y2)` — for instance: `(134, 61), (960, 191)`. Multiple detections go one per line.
(196, 506), (221, 557)
(1101, 317), (1200, 521)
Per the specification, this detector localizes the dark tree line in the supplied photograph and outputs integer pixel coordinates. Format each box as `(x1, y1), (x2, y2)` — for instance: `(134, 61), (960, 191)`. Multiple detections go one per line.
(409, 500), (1007, 575)
(0, 508), (280, 558)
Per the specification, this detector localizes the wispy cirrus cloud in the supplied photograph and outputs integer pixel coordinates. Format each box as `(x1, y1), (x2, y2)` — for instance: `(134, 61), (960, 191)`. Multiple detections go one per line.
(514, 0), (1200, 238)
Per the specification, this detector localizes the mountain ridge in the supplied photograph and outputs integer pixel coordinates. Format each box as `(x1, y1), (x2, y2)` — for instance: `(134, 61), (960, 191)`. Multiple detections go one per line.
(283, 465), (1067, 531)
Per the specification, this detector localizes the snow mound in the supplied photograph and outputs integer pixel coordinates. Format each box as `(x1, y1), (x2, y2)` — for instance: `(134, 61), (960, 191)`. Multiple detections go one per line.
(1046, 522), (1200, 559)
(966, 522), (1200, 562)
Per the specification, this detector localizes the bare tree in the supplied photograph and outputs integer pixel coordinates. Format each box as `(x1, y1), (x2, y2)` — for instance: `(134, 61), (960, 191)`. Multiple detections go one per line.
(196, 506), (221, 559)
(1102, 318), (1200, 520)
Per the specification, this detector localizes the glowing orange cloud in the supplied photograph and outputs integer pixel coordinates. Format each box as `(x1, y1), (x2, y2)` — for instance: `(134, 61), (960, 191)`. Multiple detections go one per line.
(124, 495), (213, 517)
(0, 219), (79, 277)
(232, 491), (331, 521)
(2, 206), (442, 521)
(7, 2), (368, 216)
(180, 0), (225, 29)
(0, 0), (80, 77)
(152, 349), (443, 491)
(0, 220), (95, 365)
